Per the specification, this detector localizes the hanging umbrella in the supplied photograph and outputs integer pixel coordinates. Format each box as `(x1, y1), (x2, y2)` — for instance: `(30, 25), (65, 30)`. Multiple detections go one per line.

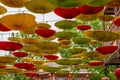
(41, 66), (60, 72)
(35, 29), (56, 38)
(0, 6), (7, 15)
(25, 72), (39, 77)
(96, 46), (118, 55)
(105, 0), (120, 7)
(76, 24), (91, 31)
(35, 42), (60, 54)
(114, 17), (120, 27)
(0, 23), (11, 32)
(22, 58), (34, 62)
(55, 31), (75, 39)
(44, 54), (59, 60)
(22, 38), (40, 44)
(32, 60), (45, 65)
(88, 60), (104, 66)
(14, 63), (34, 70)
(55, 58), (81, 65)
(47, 0), (88, 8)
(35, 23), (51, 29)
(86, 31), (120, 42)
(24, 0), (56, 14)
(4, 67), (25, 74)
(87, 0), (110, 7)
(70, 47), (87, 54)
(8, 37), (22, 43)
(0, 0), (29, 8)
(13, 52), (28, 57)
(22, 44), (41, 53)
(77, 5), (104, 15)
(0, 41), (23, 51)
(54, 7), (80, 19)
(72, 37), (91, 44)
(98, 15), (115, 21)
(19, 27), (36, 34)
(55, 20), (78, 29)
(0, 56), (16, 63)
(0, 13), (36, 30)
(76, 11), (104, 21)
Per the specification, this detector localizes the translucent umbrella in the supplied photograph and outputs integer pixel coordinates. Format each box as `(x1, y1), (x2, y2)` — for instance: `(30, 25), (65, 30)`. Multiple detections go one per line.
(24, 0), (56, 14)
(0, 0), (29, 8)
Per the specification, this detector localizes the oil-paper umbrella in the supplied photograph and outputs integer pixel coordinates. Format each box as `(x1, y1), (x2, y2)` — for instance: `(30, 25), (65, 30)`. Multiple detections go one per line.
(0, 13), (36, 30)
(0, 0), (29, 8)
(24, 0), (56, 14)
(54, 7), (80, 19)
(0, 6), (7, 15)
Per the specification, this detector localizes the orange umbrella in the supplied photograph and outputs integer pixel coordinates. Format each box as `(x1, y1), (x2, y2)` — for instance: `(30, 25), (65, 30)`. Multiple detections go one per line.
(0, 13), (36, 30)
(0, 6), (7, 14)
(0, 0), (29, 8)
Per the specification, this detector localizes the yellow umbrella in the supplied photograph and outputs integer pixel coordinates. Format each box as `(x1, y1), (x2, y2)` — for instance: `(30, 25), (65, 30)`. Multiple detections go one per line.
(24, 0), (56, 14)
(22, 38), (40, 44)
(0, 13), (36, 30)
(0, 6), (7, 15)
(98, 15), (115, 21)
(47, 0), (88, 8)
(0, 56), (17, 63)
(35, 23), (51, 29)
(76, 11), (104, 21)
(0, 0), (29, 8)
(85, 31), (120, 42)
(55, 20), (78, 29)
(8, 37), (22, 43)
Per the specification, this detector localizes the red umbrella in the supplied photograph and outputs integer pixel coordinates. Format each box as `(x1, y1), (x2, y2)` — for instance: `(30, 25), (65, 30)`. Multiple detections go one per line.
(44, 54), (59, 60)
(88, 61), (104, 66)
(54, 7), (80, 19)
(25, 72), (39, 77)
(0, 41), (23, 51)
(35, 29), (56, 38)
(0, 23), (11, 31)
(13, 52), (28, 57)
(77, 5), (104, 15)
(96, 46), (118, 55)
(114, 17), (120, 27)
(14, 63), (34, 69)
(77, 24), (91, 30)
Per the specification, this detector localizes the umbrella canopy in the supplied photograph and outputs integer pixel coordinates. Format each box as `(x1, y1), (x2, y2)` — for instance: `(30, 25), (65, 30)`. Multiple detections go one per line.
(76, 24), (91, 31)
(44, 54), (59, 60)
(54, 7), (80, 19)
(77, 5), (104, 15)
(24, 0), (56, 14)
(35, 29), (56, 38)
(55, 20), (78, 29)
(13, 52), (28, 57)
(0, 6), (7, 15)
(0, 41), (23, 51)
(0, 0), (29, 8)
(0, 13), (36, 30)
(14, 63), (34, 69)
(47, 0), (88, 8)
(96, 46), (118, 55)
(88, 60), (104, 66)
